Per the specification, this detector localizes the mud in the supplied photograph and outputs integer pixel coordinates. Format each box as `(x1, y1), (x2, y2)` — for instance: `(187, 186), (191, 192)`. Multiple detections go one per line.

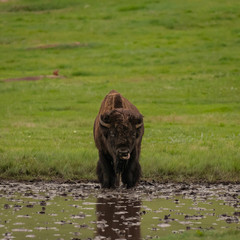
(0, 181), (239, 239)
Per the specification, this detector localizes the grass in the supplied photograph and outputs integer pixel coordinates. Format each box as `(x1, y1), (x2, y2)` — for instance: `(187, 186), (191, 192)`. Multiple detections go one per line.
(159, 230), (240, 240)
(0, 0), (240, 181)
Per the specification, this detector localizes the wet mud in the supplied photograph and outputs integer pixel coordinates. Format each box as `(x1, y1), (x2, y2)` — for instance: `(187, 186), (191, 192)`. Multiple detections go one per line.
(0, 181), (239, 239)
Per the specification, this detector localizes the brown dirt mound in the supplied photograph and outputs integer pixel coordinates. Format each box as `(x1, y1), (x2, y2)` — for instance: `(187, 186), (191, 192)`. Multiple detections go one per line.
(3, 75), (64, 82)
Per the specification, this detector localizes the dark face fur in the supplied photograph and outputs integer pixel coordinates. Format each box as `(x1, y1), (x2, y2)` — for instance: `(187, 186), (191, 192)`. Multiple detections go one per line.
(100, 109), (143, 172)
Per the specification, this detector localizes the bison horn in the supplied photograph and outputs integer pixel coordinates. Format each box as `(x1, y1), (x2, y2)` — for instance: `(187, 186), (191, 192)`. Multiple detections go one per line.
(136, 122), (143, 129)
(99, 116), (111, 128)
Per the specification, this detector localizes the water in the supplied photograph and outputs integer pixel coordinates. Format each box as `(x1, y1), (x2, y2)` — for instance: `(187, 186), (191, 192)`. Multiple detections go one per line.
(0, 182), (239, 239)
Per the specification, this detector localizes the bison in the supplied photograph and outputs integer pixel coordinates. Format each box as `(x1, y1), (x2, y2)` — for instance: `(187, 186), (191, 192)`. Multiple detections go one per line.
(93, 90), (144, 188)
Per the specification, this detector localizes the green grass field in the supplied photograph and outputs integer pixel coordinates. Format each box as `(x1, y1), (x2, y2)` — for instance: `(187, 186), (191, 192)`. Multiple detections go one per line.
(159, 230), (240, 240)
(0, 0), (240, 182)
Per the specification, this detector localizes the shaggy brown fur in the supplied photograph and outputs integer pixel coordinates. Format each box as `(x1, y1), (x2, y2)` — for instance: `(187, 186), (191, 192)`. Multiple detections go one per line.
(93, 90), (144, 188)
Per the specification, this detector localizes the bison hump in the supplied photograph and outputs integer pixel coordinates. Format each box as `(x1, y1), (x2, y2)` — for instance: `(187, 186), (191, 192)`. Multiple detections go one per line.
(113, 93), (123, 108)
(104, 90), (123, 109)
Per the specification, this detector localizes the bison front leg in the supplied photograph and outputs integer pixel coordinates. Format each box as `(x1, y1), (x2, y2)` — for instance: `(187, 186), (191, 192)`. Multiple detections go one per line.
(122, 158), (141, 188)
(96, 152), (115, 188)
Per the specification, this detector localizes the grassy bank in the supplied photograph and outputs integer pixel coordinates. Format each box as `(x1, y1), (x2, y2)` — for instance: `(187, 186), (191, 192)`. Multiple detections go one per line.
(160, 230), (240, 240)
(0, 0), (240, 182)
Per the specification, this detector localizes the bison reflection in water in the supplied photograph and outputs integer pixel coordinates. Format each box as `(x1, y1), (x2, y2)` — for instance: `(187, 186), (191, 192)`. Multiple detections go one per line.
(96, 196), (141, 240)
(93, 90), (144, 188)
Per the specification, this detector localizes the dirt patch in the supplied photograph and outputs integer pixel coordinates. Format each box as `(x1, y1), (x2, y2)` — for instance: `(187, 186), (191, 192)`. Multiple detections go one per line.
(28, 42), (88, 50)
(3, 74), (64, 82)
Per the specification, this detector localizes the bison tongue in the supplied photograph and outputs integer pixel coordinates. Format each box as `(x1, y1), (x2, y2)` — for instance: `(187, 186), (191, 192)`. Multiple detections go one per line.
(120, 153), (130, 160)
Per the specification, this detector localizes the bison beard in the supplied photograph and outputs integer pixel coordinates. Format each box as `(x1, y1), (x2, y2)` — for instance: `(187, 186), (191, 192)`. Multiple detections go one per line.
(93, 90), (144, 188)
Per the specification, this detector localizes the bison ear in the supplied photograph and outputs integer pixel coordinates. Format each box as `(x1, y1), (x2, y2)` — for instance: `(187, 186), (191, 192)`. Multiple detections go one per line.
(99, 113), (111, 128)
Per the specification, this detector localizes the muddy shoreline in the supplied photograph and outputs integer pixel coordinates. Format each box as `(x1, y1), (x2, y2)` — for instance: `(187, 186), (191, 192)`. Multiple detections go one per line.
(1, 178), (240, 185)
(1, 180), (240, 199)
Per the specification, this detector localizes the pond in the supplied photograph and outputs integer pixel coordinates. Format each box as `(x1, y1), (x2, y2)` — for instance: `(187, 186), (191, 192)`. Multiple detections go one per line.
(0, 181), (239, 239)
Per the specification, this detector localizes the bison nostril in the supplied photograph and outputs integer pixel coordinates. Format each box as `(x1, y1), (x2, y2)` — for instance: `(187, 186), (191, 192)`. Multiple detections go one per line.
(119, 150), (129, 155)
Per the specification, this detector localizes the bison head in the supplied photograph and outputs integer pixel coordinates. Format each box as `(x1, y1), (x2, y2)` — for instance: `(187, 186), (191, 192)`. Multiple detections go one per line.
(99, 109), (143, 173)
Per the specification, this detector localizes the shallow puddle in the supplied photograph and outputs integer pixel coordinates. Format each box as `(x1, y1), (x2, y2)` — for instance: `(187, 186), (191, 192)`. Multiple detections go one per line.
(0, 182), (239, 239)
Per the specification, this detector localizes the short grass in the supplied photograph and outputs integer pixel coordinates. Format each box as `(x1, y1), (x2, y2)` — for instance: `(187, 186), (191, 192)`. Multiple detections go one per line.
(0, 0), (240, 181)
(159, 230), (240, 240)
